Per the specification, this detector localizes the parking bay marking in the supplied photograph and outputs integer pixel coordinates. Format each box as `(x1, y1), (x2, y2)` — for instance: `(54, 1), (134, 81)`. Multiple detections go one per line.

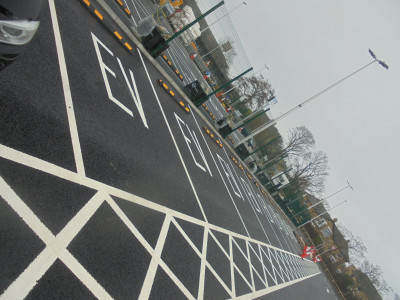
(92, 32), (148, 128)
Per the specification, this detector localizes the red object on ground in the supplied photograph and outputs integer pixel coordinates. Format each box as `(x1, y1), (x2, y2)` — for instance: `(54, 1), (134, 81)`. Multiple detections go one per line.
(313, 255), (322, 262)
(300, 246), (315, 258)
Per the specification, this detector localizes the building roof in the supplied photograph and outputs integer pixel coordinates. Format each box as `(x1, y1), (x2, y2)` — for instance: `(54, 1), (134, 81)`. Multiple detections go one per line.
(331, 224), (350, 262)
(354, 270), (382, 300)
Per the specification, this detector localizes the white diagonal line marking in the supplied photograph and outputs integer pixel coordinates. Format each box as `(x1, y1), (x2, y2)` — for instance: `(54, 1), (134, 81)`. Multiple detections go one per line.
(139, 215), (171, 300)
(0, 177), (109, 299)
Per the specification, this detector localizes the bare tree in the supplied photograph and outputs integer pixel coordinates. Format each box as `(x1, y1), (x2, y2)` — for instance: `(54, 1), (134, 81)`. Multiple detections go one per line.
(283, 126), (315, 156)
(265, 126), (315, 163)
(210, 48), (230, 74)
(375, 279), (392, 295)
(290, 151), (329, 195)
(336, 224), (367, 266)
(237, 75), (275, 109)
(359, 261), (383, 285)
(224, 48), (237, 66)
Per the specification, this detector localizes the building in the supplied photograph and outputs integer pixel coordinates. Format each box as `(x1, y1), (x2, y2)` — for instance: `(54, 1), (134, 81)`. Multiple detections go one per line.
(302, 194), (350, 268)
(339, 264), (382, 300)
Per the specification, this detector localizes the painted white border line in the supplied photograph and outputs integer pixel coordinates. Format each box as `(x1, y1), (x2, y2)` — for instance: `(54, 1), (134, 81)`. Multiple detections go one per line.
(137, 49), (208, 223)
(189, 109), (251, 238)
(0, 178), (110, 299)
(0, 143), (304, 258)
(49, 0), (85, 176)
(234, 272), (321, 300)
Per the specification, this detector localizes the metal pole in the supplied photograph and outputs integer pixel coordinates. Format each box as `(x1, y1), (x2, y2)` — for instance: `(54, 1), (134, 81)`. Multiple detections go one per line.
(317, 247), (337, 256)
(222, 64), (269, 96)
(292, 182), (352, 217)
(323, 181), (354, 200)
(201, 2), (246, 33)
(151, 1), (225, 55)
(315, 241), (331, 250)
(195, 67), (253, 106)
(243, 135), (282, 160)
(224, 109), (269, 137)
(286, 193), (306, 206)
(235, 107), (267, 125)
(255, 155), (287, 174)
(235, 59), (381, 146)
(270, 168), (292, 180)
(201, 44), (221, 58)
(292, 199), (327, 217)
(297, 200), (348, 228)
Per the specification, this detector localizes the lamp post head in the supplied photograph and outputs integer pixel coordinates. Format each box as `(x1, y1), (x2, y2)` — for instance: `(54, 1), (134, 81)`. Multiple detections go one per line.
(378, 60), (389, 70)
(347, 180), (354, 190)
(368, 49), (377, 59)
(368, 49), (389, 70)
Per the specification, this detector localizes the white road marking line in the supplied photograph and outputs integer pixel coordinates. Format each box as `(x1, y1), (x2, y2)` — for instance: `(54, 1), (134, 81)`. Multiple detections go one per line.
(126, 0), (141, 20)
(259, 246), (278, 285)
(225, 150), (273, 245)
(258, 244), (269, 288)
(49, 0), (85, 176)
(190, 110), (251, 237)
(197, 226), (209, 300)
(0, 143), (302, 257)
(137, 49), (208, 223)
(0, 151), (320, 298)
(158, 259), (196, 300)
(246, 241), (255, 290)
(59, 250), (112, 300)
(139, 215), (171, 300)
(229, 240), (254, 291)
(268, 247), (286, 283)
(0, 179), (109, 299)
(106, 195), (154, 254)
(229, 235), (236, 298)
(234, 272), (321, 300)
(245, 244), (267, 288)
(259, 196), (286, 249)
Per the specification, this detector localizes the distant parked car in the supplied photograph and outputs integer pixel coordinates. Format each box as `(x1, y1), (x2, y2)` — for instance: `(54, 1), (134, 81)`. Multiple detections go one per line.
(0, 0), (45, 70)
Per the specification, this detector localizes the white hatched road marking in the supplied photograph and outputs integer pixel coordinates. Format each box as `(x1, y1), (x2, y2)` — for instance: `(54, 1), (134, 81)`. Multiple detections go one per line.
(0, 0), (321, 298)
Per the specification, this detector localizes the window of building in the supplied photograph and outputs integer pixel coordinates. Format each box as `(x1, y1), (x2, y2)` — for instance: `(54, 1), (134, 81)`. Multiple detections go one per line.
(321, 226), (332, 238)
(315, 218), (327, 227)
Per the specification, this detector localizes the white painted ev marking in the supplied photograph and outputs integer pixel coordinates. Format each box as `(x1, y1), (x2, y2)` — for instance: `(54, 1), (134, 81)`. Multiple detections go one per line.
(240, 177), (262, 214)
(216, 153), (242, 199)
(117, 58), (148, 128)
(175, 113), (212, 175)
(92, 33), (148, 128)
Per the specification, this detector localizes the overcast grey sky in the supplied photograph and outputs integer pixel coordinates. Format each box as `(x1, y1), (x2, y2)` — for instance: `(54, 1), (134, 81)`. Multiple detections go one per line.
(223, 0), (400, 297)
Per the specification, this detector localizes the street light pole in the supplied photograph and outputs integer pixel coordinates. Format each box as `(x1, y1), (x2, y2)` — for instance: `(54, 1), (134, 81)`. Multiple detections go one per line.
(286, 193), (306, 206)
(292, 181), (353, 217)
(297, 200), (348, 228)
(223, 64), (269, 97)
(234, 50), (389, 146)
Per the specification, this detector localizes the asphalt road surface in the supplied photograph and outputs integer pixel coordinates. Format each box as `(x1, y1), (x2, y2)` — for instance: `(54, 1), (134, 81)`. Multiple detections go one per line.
(0, 0), (338, 299)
